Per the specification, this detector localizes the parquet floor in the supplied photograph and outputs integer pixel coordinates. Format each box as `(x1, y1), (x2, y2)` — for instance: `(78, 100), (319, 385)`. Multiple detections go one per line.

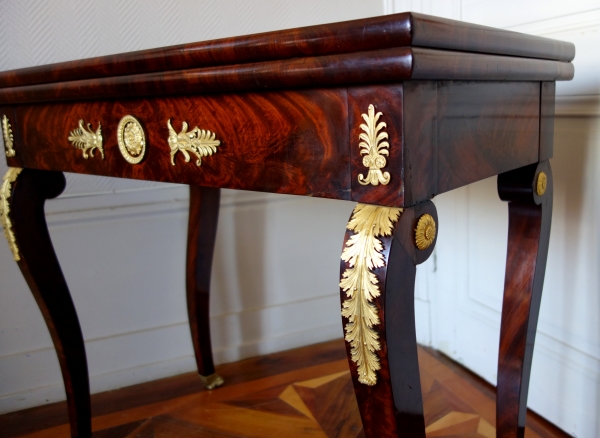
(0, 339), (569, 437)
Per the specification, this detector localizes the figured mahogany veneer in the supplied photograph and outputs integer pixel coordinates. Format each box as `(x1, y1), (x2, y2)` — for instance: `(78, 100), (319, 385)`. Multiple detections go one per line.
(0, 11), (574, 438)
(0, 48), (572, 104)
(5, 81), (542, 208)
(186, 186), (220, 378)
(8, 170), (90, 438)
(0, 12), (574, 90)
(340, 201), (438, 437)
(7, 90), (352, 201)
(496, 162), (553, 438)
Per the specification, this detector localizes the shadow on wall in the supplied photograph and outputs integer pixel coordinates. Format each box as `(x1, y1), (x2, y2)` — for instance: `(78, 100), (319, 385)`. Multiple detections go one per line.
(209, 190), (353, 364)
(550, 103), (600, 431)
(216, 194), (268, 356)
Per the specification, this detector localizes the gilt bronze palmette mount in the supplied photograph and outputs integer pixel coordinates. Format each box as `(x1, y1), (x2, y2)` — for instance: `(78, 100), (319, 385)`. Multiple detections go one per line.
(167, 119), (220, 166)
(2, 115), (16, 157)
(358, 104), (391, 186)
(68, 119), (104, 159)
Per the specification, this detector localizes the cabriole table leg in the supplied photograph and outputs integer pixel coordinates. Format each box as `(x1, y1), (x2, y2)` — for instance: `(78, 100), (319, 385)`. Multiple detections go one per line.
(496, 161), (553, 438)
(186, 185), (223, 389)
(339, 200), (438, 437)
(1, 168), (91, 438)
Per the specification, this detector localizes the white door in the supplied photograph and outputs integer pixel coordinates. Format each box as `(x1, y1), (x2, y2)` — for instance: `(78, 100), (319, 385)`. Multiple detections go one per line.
(386, 1), (600, 436)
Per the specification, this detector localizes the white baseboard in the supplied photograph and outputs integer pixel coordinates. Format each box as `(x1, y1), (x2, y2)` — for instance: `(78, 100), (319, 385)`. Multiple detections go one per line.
(0, 293), (342, 414)
(529, 331), (600, 437)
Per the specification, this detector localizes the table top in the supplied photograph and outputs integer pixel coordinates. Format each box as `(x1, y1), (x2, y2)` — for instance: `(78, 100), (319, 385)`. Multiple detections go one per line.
(0, 12), (574, 103)
(0, 13), (574, 208)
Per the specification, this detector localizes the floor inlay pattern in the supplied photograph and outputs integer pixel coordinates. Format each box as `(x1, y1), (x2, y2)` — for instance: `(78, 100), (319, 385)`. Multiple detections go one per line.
(1, 342), (568, 437)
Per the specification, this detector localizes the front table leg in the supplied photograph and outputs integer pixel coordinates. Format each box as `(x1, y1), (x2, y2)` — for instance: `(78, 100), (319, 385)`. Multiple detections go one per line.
(1, 168), (91, 438)
(186, 185), (224, 389)
(496, 161), (553, 437)
(339, 201), (438, 438)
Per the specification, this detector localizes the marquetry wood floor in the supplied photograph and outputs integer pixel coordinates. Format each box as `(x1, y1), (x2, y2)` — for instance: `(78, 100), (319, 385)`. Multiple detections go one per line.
(0, 339), (569, 437)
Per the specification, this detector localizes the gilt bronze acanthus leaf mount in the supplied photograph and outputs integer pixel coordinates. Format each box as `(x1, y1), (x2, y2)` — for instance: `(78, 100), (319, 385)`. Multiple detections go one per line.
(340, 203), (402, 385)
(0, 167), (23, 261)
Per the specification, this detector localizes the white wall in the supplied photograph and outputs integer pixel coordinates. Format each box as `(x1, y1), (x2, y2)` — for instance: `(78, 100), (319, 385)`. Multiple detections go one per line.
(387, 1), (600, 436)
(0, 0), (385, 414)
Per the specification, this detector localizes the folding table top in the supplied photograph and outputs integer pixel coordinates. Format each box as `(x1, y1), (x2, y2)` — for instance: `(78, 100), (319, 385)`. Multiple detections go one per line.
(0, 12), (575, 104)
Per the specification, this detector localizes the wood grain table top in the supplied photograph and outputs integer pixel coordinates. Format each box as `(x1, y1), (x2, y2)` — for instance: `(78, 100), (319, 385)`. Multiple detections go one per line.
(0, 12), (574, 104)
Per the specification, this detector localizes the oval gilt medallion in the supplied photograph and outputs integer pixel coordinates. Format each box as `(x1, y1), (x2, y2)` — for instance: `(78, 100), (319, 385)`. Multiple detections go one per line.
(117, 115), (146, 164)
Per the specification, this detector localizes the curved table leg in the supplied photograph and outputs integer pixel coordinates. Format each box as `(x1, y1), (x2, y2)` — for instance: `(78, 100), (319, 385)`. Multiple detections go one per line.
(2, 168), (90, 438)
(496, 161), (553, 438)
(186, 185), (223, 389)
(339, 200), (438, 438)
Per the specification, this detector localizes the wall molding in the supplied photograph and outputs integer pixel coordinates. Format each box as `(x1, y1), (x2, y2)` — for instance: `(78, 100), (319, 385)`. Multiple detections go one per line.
(0, 293), (342, 414)
(555, 94), (600, 117)
(383, 0), (462, 19)
(382, 0), (394, 15)
(507, 8), (600, 36)
(45, 185), (305, 226)
(1, 173), (350, 414)
(460, 298), (600, 378)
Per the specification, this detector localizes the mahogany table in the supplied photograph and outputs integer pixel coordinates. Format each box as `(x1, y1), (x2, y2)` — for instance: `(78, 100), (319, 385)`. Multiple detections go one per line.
(0, 12), (574, 438)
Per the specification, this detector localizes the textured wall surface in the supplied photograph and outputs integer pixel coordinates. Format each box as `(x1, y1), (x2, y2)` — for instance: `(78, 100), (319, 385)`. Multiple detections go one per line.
(0, 0), (387, 414)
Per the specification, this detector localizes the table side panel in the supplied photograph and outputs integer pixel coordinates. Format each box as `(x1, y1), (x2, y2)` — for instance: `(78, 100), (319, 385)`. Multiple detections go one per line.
(436, 81), (540, 194)
(402, 81), (438, 206)
(348, 85), (405, 207)
(9, 90), (351, 199)
(539, 82), (556, 161)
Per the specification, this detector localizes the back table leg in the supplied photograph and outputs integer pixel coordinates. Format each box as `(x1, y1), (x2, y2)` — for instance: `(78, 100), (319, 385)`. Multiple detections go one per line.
(2, 168), (91, 438)
(186, 185), (223, 389)
(496, 161), (553, 438)
(339, 200), (438, 437)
